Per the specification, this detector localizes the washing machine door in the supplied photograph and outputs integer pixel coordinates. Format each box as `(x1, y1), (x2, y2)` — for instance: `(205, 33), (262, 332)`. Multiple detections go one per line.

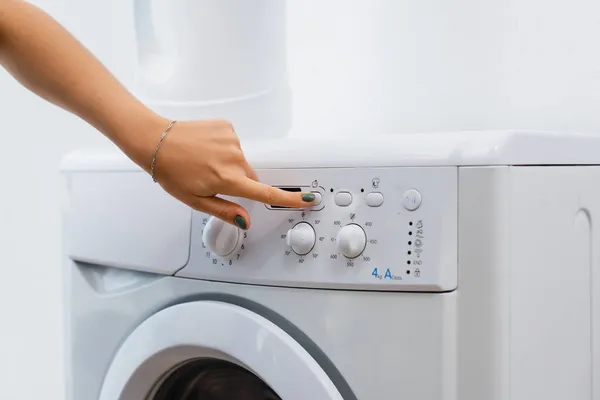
(98, 301), (344, 400)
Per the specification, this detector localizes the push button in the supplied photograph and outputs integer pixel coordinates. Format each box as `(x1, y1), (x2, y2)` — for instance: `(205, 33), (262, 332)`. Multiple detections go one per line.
(366, 192), (384, 207)
(311, 192), (323, 206)
(334, 191), (353, 207)
(402, 189), (422, 211)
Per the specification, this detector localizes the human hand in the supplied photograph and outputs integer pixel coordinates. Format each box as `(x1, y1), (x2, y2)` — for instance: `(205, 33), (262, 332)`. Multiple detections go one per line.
(136, 118), (315, 230)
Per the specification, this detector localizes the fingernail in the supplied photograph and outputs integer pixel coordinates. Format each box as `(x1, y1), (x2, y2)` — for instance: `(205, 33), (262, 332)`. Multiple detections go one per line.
(302, 193), (316, 202)
(234, 215), (247, 230)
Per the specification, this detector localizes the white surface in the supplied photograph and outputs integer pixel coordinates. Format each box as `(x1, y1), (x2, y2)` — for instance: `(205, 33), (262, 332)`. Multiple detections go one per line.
(312, 191), (323, 206)
(286, 0), (600, 137)
(109, 0), (600, 140)
(457, 167), (512, 400)
(335, 224), (367, 259)
(61, 130), (600, 171)
(202, 216), (241, 258)
(365, 192), (384, 207)
(98, 301), (343, 400)
(132, 0), (290, 139)
(456, 166), (600, 399)
(286, 222), (316, 256)
(67, 263), (458, 400)
(132, 0), (287, 102)
(143, 88), (291, 139)
(507, 166), (598, 399)
(8, 0), (600, 399)
(333, 191), (353, 207)
(63, 158), (459, 292)
(65, 171), (192, 273)
(65, 164), (600, 399)
(0, 1), (133, 399)
(403, 189), (423, 211)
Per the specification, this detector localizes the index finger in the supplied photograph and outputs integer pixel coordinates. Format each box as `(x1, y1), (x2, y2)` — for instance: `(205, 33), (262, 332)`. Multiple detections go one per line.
(229, 177), (316, 208)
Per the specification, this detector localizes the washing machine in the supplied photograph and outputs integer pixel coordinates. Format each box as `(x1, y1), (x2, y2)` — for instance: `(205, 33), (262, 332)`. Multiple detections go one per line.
(62, 130), (600, 400)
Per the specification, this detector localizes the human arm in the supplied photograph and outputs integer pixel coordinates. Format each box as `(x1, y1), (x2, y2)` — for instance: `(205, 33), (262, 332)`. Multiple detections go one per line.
(0, 0), (315, 229)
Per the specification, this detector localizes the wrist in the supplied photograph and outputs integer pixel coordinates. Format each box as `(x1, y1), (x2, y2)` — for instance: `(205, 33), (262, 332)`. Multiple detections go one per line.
(113, 106), (170, 173)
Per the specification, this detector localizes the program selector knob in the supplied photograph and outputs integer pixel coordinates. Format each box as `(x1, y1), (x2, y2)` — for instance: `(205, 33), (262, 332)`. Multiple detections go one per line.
(202, 217), (240, 258)
(336, 224), (367, 259)
(286, 222), (316, 255)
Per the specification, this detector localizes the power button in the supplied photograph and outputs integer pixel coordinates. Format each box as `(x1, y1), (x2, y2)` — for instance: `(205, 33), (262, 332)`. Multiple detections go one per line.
(402, 189), (422, 211)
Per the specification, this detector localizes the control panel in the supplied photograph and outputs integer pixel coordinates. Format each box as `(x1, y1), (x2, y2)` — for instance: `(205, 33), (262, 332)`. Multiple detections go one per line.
(176, 166), (458, 292)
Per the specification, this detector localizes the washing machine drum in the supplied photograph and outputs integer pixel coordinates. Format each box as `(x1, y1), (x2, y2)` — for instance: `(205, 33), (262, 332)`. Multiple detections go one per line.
(98, 301), (346, 400)
(153, 359), (280, 400)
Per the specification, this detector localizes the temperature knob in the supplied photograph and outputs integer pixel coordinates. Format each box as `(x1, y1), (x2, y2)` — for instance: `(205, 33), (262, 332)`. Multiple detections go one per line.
(202, 217), (240, 258)
(336, 224), (367, 259)
(286, 222), (316, 255)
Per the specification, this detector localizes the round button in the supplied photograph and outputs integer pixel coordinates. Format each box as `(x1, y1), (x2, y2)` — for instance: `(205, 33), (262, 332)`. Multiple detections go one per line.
(402, 189), (422, 211)
(336, 224), (367, 259)
(312, 192), (323, 206)
(286, 222), (316, 255)
(202, 217), (240, 257)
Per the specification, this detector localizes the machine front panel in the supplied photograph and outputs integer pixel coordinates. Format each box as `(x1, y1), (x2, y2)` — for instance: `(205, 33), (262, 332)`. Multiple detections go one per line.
(178, 166), (458, 292)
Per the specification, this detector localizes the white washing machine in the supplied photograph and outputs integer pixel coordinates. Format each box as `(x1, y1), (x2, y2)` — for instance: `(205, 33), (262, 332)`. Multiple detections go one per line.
(62, 130), (600, 400)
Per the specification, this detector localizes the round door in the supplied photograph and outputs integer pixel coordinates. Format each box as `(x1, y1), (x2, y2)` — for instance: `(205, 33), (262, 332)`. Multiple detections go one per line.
(98, 301), (345, 399)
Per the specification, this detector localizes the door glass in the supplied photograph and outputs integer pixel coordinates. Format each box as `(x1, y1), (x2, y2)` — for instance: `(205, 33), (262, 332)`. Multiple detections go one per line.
(152, 359), (281, 400)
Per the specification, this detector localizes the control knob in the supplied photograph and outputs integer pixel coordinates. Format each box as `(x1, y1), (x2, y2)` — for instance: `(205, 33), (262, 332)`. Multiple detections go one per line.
(286, 222), (316, 255)
(202, 217), (240, 258)
(336, 224), (367, 258)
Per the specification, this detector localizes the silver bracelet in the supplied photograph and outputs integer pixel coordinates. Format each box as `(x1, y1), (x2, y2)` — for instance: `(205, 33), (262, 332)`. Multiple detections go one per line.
(150, 120), (177, 182)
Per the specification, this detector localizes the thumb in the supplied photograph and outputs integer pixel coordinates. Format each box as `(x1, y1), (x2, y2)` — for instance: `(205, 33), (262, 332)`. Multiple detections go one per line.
(191, 196), (251, 230)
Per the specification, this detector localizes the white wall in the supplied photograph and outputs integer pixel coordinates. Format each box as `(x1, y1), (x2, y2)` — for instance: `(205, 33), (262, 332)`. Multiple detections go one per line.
(0, 1), (132, 399)
(287, 0), (600, 136)
(2, 1), (600, 399)
(494, 0), (600, 133)
(286, 0), (502, 136)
